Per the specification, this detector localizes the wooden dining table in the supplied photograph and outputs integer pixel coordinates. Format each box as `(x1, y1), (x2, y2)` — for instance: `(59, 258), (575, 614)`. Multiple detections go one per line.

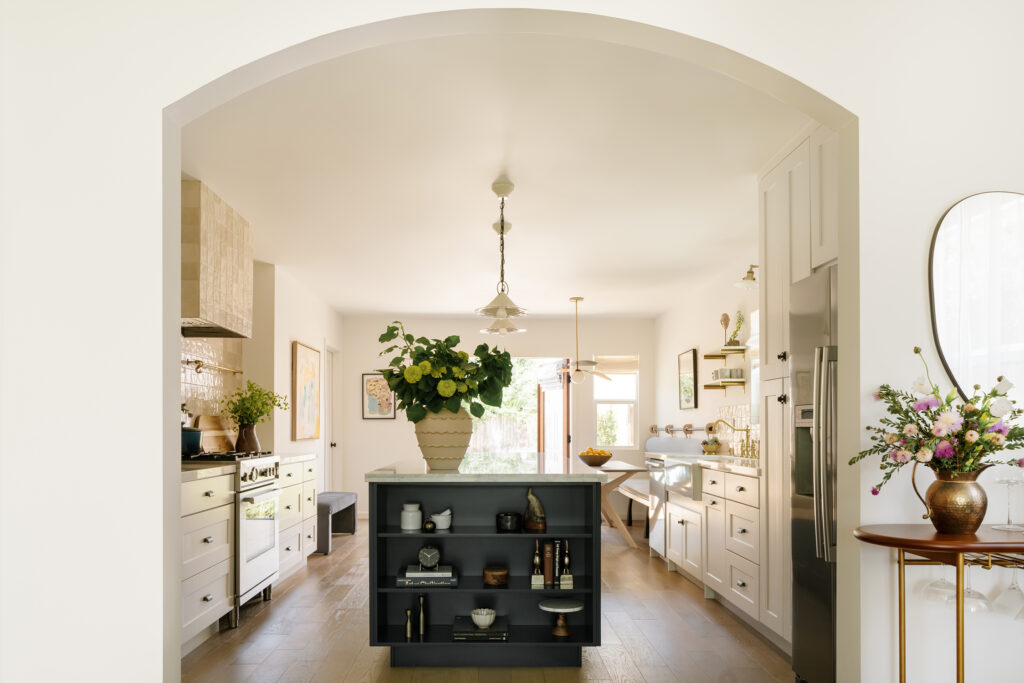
(596, 460), (646, 549)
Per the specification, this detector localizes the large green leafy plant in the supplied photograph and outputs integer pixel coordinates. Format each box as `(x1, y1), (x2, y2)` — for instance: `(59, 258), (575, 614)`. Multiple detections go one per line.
(378, 321), (513, 423)
(222, 380), (288, 426)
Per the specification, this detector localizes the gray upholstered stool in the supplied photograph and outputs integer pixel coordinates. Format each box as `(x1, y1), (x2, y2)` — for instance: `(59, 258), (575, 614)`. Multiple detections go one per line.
(317, 491), (357, 555)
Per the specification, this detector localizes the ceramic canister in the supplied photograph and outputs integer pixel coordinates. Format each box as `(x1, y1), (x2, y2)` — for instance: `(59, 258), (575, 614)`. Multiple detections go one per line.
(400, 503), (422, 531)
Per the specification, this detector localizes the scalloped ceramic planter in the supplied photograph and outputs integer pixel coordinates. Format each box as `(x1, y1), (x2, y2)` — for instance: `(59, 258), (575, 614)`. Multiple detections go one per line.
(414, 407), (473, 472)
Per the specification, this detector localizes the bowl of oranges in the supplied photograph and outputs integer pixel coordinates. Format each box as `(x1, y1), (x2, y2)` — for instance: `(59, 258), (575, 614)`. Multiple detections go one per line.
(578, 448), (612, 467)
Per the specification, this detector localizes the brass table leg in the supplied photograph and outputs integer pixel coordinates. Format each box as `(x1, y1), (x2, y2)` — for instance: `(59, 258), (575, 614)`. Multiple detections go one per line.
(956, 552), (964, 683)
(898, 549), (906, 683)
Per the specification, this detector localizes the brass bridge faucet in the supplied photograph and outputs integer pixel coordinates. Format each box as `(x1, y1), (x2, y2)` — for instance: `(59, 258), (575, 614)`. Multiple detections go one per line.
(707, 419), (756, 460)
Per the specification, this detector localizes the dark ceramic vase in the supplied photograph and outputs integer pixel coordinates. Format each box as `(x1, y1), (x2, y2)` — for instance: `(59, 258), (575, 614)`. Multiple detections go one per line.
(913, 462), (991, 534)
(235, 424), (260, 453)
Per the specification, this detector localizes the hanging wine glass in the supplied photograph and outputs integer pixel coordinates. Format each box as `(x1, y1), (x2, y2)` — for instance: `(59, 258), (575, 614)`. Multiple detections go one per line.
(994, 567), (1024, 614)
(946, 565), (991, 612)
(993, 469), (1024, 532)
(924, 572), (957, 602)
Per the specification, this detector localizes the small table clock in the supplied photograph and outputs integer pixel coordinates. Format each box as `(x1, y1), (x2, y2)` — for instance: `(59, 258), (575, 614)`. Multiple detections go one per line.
(417, 544), (441, 571)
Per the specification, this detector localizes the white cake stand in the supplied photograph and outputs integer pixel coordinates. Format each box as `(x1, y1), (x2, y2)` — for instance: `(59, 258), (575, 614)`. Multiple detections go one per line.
(539, 598), (583, 638)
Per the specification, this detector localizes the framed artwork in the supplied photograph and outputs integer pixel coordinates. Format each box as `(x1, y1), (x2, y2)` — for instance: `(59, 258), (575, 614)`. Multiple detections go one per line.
(292, 341), (321, 440)
(362, 373), (396, 420)
(678, 348), (698, 410)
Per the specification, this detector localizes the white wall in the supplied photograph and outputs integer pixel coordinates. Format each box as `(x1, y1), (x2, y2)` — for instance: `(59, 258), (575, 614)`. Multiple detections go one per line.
(340, 314), (655, 514)
(4, 4), (1024, 682)
(654, 251), (759, 439)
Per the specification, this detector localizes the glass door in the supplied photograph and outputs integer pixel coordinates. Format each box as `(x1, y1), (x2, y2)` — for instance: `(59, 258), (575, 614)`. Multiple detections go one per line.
(538, 359), (571, 474)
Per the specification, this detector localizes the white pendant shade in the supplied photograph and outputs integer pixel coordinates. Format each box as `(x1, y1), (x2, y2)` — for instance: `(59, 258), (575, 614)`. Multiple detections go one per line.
(481, 317), (526, 335)
(476, 291), (527, 319)
(570, 368), (586, 384)
(734, 264), (759, 289)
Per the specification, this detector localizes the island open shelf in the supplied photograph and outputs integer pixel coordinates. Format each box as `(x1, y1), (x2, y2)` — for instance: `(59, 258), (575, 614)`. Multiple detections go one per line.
(367, 476), (603, 667)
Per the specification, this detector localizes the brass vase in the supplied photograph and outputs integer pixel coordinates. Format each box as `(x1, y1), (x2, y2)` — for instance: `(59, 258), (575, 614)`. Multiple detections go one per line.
(911, 462), (991, 534)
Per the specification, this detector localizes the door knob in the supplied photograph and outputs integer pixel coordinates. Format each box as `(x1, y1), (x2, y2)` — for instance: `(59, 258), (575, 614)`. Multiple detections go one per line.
(778, 394), (789, 404)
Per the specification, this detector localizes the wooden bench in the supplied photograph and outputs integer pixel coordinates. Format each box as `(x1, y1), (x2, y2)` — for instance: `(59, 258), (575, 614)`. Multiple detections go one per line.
(316, 491), (357, 555)
(617, 478), (650, 538)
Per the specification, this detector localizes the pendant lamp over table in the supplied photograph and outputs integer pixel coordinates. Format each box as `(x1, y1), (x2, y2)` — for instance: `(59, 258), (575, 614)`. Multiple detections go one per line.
(477, 176), (526, 335)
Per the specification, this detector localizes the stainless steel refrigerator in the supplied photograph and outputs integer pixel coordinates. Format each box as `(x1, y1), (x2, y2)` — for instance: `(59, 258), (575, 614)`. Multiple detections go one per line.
(790, 265), (838, 683)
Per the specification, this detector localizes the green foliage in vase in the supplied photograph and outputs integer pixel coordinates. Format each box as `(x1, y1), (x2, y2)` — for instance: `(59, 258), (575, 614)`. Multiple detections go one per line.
(850, 347), (1024, 495)
(729, 310), (745, 342)
(378, 321), (514, 423)
(222, 380), (288, 426)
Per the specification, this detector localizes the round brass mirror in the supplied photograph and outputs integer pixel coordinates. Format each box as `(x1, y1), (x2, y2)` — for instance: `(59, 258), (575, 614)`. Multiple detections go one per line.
(929, 191), (1024, 400)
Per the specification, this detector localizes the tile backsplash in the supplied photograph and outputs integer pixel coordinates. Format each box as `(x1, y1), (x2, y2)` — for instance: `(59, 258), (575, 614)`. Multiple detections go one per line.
(181, 337), (243, 419)
(713, 403), (761, 458)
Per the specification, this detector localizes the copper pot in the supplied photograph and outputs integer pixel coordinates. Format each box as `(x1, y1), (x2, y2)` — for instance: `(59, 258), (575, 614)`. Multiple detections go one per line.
(912, 462), (991, 534)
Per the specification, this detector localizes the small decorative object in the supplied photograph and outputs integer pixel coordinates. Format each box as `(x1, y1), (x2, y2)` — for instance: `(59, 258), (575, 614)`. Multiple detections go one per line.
(429, 508), (452, 530)
(418, 595), (426, 637)
(483, 566), (509, 587)
(471, 608), (496, 629)
(222, 380), (288, 453)
(417, 545), (441, 571)
(524, 487), (547, 532)
(496, 512), (522, 533)
(400, 503), (422, 533)
(539, 599), (583, 638)
(578, 448), (612, 467)
(559, 539), (574, 589)
(678, 348), (698, 410)
(361, 373), (395, 419)
(292, 341), (320, 440)
(405, 608), (413, 641)
(531, 539), (545, 589)
(720, 313), (730, 345)
(453, 615), (509, 641)
(377, 321), (513, 471)
(701, 435), (721, 455)
(423, 520), (436, 532)
(850, 347), (1023, 534)
(543, 542), (554, 586)
(725, 310), (744, 346)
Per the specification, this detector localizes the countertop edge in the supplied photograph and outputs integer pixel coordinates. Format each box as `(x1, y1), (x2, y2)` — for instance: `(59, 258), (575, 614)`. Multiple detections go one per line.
(181, 462), (238, 482)
(365, 473), (608, 483)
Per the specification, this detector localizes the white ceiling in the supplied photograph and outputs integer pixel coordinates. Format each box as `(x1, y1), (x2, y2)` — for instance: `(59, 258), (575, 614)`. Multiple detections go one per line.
(182, 33), (811, 316)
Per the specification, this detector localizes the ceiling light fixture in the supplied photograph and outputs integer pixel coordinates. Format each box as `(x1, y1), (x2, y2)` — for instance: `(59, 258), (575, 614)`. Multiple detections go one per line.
(478, 176), (526, 334)
(559, 297), (610, 384)
(735, 264), (759, 289)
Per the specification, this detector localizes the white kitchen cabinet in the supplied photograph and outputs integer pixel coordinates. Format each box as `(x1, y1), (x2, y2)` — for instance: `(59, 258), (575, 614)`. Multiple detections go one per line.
(758, 142), (800, 380)
(666, 501), (702, 582)
(278, 455), (319, 577)
(759, 377), (793, 641)
(180, 470), (235, 645)
(809, 126), (839, 269)
(702, 494), (727, 593)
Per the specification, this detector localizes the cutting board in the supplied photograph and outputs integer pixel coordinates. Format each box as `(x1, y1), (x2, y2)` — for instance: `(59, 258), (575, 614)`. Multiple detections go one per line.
(194, 414), (236, 453)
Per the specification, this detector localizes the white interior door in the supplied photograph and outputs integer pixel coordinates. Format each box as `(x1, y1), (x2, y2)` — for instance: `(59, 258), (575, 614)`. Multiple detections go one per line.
(322, 349), (333, 492)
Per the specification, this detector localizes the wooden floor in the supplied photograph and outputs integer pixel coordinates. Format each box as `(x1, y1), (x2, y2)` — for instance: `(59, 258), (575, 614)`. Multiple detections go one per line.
(182, 523), (791, 683)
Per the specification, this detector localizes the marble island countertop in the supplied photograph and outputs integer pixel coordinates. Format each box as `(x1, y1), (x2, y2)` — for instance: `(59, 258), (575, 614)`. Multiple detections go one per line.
(366, 462), (607, 483)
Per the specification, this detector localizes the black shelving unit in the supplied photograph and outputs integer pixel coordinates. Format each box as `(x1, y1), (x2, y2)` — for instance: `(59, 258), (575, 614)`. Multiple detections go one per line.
(368, 480), (602, 667)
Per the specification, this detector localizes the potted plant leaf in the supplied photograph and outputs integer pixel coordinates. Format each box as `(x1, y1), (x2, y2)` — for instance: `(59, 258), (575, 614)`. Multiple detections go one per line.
(222, 380), (289, 453)
(378, 321), (513, 471)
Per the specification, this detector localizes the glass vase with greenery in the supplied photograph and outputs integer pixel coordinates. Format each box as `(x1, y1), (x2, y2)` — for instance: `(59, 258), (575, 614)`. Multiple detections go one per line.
(378, 321), (513, 423)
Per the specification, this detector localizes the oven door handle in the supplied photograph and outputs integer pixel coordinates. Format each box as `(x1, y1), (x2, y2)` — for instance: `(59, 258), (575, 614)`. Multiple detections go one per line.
(241, 488), (282, 505)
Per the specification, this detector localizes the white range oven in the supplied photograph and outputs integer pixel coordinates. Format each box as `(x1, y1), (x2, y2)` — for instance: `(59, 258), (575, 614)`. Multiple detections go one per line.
(236, 455), (281, 611)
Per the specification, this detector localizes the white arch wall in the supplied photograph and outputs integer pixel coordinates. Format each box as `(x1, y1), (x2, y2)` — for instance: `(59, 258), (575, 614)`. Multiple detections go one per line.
(2, 3), (1023, 681)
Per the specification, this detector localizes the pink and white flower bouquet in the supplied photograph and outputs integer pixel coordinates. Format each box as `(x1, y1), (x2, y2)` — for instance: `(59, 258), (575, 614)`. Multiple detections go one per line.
(850, 347), (1024, 494)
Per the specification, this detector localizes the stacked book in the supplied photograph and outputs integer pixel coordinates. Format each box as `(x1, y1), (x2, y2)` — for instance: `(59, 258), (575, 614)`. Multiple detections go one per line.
(396, 564), (458, 588)
(452, 616), (510, 642)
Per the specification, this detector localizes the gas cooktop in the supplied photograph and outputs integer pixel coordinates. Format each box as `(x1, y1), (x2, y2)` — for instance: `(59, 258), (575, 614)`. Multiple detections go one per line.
(182, 451), (273, 462)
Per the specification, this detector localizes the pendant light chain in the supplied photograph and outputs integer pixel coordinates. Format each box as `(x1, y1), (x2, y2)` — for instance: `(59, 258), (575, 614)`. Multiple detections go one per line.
(497, 197), (508, 294)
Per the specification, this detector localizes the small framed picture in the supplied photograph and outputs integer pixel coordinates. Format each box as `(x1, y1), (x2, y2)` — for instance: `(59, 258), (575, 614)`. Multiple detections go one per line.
(678, 349), (698, 410)
(362, 373), (396, 420)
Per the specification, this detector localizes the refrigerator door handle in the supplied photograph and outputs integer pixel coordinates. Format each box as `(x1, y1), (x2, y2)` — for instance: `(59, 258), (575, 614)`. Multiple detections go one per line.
(824, 353), (839, 563)
(811, 346), (825, 560)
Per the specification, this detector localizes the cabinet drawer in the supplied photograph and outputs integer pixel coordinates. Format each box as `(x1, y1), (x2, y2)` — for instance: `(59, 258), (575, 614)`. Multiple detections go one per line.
(724, 551), (760, 620)
(182, 503), (234, 580)
(302, 516), (317, 557)
(703, 493), (725, 512)
(302, 460), (317, 482)
(702, 470), (726, 498)
(725, 473), (759, 508)
(279, 484), (303, 529)
(279, 462), (303, 486)
(181, 559), (232, 642)
(181, 475), (234, 517)
(302, 481), (317, 520)
(725, 500), (760, 564)
(280, 525), (303, 571)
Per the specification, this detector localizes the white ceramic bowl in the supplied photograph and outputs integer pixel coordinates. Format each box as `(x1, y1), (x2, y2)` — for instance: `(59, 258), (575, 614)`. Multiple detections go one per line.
(471, 608), (496, 629)
(430, 514), (452, 530)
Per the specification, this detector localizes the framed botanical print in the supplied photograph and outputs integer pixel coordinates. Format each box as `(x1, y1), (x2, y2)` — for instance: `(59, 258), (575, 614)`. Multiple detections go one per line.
(292, 341), (321, 439)
(678, 348), (698, 410)
(362, 373), (396, 420)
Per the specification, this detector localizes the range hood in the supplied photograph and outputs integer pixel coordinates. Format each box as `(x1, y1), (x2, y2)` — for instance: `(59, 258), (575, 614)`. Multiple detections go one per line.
(181, 180), (253, 338)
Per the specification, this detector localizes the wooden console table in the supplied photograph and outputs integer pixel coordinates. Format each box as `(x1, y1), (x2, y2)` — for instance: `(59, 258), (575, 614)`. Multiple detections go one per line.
(854, 524), (1024, 683)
